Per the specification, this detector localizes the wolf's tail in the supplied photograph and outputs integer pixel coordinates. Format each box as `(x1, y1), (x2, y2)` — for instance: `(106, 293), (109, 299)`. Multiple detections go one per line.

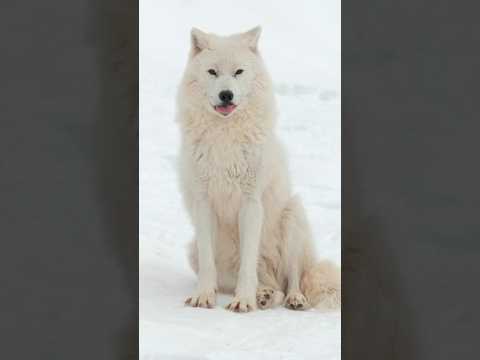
(301, 259), (341, 310)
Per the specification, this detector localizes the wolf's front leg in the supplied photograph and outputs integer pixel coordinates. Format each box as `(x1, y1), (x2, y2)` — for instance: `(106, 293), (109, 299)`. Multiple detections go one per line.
(283, 196), (311, 310)
(226, 197), (263, 312)
(185, 197), (218, 308)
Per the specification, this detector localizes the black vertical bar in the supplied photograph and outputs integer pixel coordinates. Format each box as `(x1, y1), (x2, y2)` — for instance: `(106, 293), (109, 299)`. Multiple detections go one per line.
(343, 1), (480, 359)
(0, 1), (138, 359)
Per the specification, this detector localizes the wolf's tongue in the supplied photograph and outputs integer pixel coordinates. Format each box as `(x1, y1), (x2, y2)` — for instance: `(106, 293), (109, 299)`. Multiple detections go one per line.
(216, 104), (236, 114)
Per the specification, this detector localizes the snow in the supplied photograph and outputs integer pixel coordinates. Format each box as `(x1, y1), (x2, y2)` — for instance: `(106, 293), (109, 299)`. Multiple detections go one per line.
(140, 1), (341, 359)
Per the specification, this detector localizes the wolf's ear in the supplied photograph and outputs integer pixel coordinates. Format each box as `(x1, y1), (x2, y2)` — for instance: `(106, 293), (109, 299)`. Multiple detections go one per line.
(243, 26), (262, 53)
(190, 27), (209, 57)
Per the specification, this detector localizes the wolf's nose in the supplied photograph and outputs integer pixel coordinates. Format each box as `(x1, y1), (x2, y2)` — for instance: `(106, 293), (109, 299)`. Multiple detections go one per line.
(219, 90), (234, 103)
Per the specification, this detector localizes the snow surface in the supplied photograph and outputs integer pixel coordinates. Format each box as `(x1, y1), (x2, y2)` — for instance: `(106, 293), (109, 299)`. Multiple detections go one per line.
(140, 1), (341, 359)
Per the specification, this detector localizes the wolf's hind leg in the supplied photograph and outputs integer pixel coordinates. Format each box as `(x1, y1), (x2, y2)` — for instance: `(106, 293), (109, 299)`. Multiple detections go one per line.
(256, 286), (285, 310)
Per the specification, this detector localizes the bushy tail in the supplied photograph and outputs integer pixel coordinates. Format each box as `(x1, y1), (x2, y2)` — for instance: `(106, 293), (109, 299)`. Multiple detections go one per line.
(301, 260), (341, 310)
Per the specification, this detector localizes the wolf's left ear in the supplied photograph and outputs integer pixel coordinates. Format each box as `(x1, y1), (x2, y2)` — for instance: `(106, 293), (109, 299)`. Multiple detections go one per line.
(243, 26), (262, 53)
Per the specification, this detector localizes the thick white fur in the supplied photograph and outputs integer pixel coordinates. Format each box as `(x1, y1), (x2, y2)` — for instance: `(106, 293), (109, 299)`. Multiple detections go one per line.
(177, 27), (340, 312)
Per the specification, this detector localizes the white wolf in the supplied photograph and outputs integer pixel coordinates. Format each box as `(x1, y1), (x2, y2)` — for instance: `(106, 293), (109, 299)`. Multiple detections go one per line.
(177, 26), (340, 312)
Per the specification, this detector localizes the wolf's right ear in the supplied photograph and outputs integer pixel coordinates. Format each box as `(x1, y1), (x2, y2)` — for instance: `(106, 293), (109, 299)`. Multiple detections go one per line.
(190, 28), (209, 57)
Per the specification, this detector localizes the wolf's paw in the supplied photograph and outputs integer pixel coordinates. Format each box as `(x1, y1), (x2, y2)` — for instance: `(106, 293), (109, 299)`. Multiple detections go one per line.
(285, 292), (310, 310)
(226, 295), (257, 313)
(185, 290), (216, 309)
(256, 287), (276, 309)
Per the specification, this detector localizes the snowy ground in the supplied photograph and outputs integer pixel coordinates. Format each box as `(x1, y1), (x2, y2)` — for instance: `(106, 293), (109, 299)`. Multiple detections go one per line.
(140, 1), (341, 359)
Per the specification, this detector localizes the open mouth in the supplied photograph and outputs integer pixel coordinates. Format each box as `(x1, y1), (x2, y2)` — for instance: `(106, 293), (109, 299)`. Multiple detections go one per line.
(214, 103), (237, 116)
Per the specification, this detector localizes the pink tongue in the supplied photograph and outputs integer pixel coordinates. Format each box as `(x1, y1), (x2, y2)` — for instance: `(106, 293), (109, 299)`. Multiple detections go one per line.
(216, 104), (236, 114)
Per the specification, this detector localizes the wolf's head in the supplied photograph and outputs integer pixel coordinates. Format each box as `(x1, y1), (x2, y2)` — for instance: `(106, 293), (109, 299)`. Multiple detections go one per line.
(178, 27), (273, 121)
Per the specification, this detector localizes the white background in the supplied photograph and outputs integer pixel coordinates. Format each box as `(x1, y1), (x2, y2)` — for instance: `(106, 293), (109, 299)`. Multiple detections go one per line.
(140, 1), (340, 359)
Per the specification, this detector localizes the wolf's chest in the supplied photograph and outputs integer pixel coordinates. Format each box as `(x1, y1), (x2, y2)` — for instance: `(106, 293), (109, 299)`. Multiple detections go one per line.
(195, 142), (255, 190)
(192, 142), (256, 222)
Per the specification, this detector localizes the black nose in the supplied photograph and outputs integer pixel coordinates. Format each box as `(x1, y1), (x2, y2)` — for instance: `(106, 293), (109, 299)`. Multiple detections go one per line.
(219, 90), (234, 103)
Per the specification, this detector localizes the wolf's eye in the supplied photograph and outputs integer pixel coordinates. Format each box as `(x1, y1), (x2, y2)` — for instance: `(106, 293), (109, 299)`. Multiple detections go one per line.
(207, 69), (217, 76)
(234, 69), (244, 76)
